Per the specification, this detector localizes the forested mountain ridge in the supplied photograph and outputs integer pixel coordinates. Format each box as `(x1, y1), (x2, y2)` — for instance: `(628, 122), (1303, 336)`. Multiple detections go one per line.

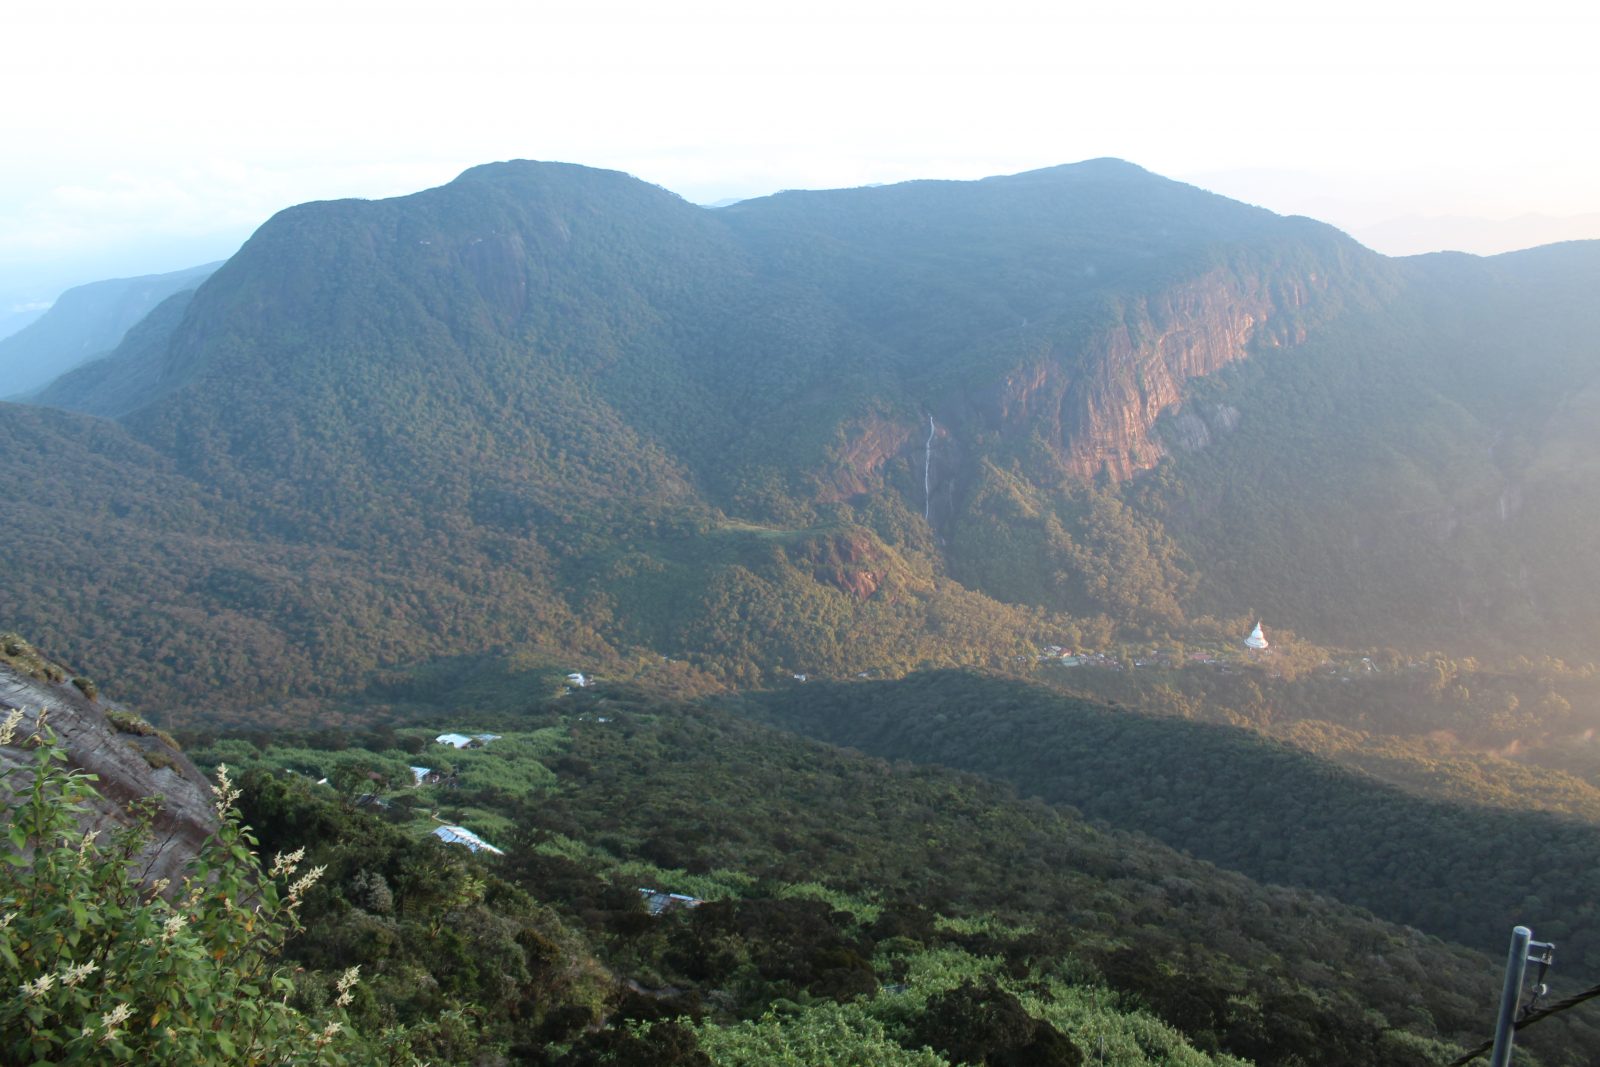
(46, 159), (1358, 513)
(3, 158), (1599, 716)
(0, 260), (220, 399)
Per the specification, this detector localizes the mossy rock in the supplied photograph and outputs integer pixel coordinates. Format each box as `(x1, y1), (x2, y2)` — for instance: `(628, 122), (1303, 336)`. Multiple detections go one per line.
(0, 632), (69, 682)
(106, 708), (181, 751)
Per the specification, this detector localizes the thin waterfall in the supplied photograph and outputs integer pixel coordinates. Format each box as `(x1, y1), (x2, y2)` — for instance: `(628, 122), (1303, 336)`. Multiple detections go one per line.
(924, 414), (936, 522)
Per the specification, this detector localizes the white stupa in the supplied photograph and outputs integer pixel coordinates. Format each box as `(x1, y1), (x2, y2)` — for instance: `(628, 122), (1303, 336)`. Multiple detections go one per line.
(1245, 621), (1269, 651)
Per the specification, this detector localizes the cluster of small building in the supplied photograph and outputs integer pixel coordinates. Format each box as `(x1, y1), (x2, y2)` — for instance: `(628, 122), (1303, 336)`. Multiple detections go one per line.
(1323, 655), (1381, 682)
(415, 731), (507, 855)
(1033, 622), (1273, 671)
(406, 732), (498, 789)
(1037, 647), (1120, 669)
(414, 669), (596, 858)
(412, 728), (705, 920)
(1024, 648), (1168, 669)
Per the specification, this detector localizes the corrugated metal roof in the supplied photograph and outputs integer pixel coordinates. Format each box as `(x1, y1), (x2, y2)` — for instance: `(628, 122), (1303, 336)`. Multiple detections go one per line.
(432, 825), (505, 855)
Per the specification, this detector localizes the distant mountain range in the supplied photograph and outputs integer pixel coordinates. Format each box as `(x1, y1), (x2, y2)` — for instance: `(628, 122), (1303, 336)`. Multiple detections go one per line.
(1353, 211), (1600, 257)
(0, 261), (221, 399)
(0, 302), (49, 344)
(2, 158), (1598, 716)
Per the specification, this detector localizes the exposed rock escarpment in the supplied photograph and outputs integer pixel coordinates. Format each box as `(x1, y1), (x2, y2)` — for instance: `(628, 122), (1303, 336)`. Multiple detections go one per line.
(861, 264), (1324, 544)
(817, 415), (913, 502)
(974, 266), (1315, 483)
(1, 637), (216, 888)
(794, 528), (890, 600)
(814, 265), (1318, 539)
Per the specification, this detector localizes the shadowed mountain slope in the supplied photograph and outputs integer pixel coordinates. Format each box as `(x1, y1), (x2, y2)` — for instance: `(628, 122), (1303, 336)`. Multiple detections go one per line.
(747, 670), (1600, 969)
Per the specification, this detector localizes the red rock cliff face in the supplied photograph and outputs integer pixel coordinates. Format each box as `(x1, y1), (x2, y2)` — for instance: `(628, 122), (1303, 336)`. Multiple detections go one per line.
(802, 264), (1325, 521)
(792, 528), (890, 599)
(973, 266), (1317, 482)
(816, 414), (914, 502)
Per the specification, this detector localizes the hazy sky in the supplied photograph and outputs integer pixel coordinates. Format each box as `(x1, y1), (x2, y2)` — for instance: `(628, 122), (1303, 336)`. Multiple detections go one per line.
(4, 0), (1598, 306)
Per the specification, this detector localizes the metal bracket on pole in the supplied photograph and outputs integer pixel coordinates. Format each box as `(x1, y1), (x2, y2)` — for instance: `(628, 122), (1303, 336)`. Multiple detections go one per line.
(1489, 926), (1533, 1067)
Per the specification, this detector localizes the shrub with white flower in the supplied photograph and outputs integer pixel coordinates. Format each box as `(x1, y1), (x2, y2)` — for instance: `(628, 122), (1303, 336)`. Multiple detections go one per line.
(1, 710), (382, 1065)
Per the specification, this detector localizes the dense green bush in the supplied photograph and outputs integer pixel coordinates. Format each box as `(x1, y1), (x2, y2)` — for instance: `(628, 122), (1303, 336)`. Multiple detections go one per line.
(0, 708), (384, 1065)
(910, 978), (1082, 1067)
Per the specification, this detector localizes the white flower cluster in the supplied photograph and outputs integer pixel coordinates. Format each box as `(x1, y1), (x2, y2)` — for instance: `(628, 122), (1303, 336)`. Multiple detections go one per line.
(17, 959), (100, 999)
(97, 1002), (133, 1045)
(19, 972), (56, 998)
(213, 762), (242, 815)
(287, 865), (327, 904)
(61, 961), (100, 986)
(335, 965), (361, 1008)
(270, 846), (306, 878)
(313, 1020), (343, 1048)
(0, 707), (22, 745)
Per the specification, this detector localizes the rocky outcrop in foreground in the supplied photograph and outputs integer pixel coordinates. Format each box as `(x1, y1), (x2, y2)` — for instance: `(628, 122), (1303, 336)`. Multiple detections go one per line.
(1, 635), (216, 887)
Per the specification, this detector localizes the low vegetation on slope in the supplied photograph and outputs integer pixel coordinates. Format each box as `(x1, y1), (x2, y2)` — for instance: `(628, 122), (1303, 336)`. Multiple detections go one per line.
(748, 670), (1600, 974)
(168, 678), (1600, 1066)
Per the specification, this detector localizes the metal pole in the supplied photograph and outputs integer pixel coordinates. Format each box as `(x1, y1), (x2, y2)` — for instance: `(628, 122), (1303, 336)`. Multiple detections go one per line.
(1489, 926), (1533, 1067)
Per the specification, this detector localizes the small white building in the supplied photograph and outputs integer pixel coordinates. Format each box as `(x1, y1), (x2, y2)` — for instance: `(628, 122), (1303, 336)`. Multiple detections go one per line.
(432, 825), (505, 855)
(638, 888), (705, 916)
(566, 672), (588, 688)
(435, 732), (501, 749)
(1245, 622), (1270, 651)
